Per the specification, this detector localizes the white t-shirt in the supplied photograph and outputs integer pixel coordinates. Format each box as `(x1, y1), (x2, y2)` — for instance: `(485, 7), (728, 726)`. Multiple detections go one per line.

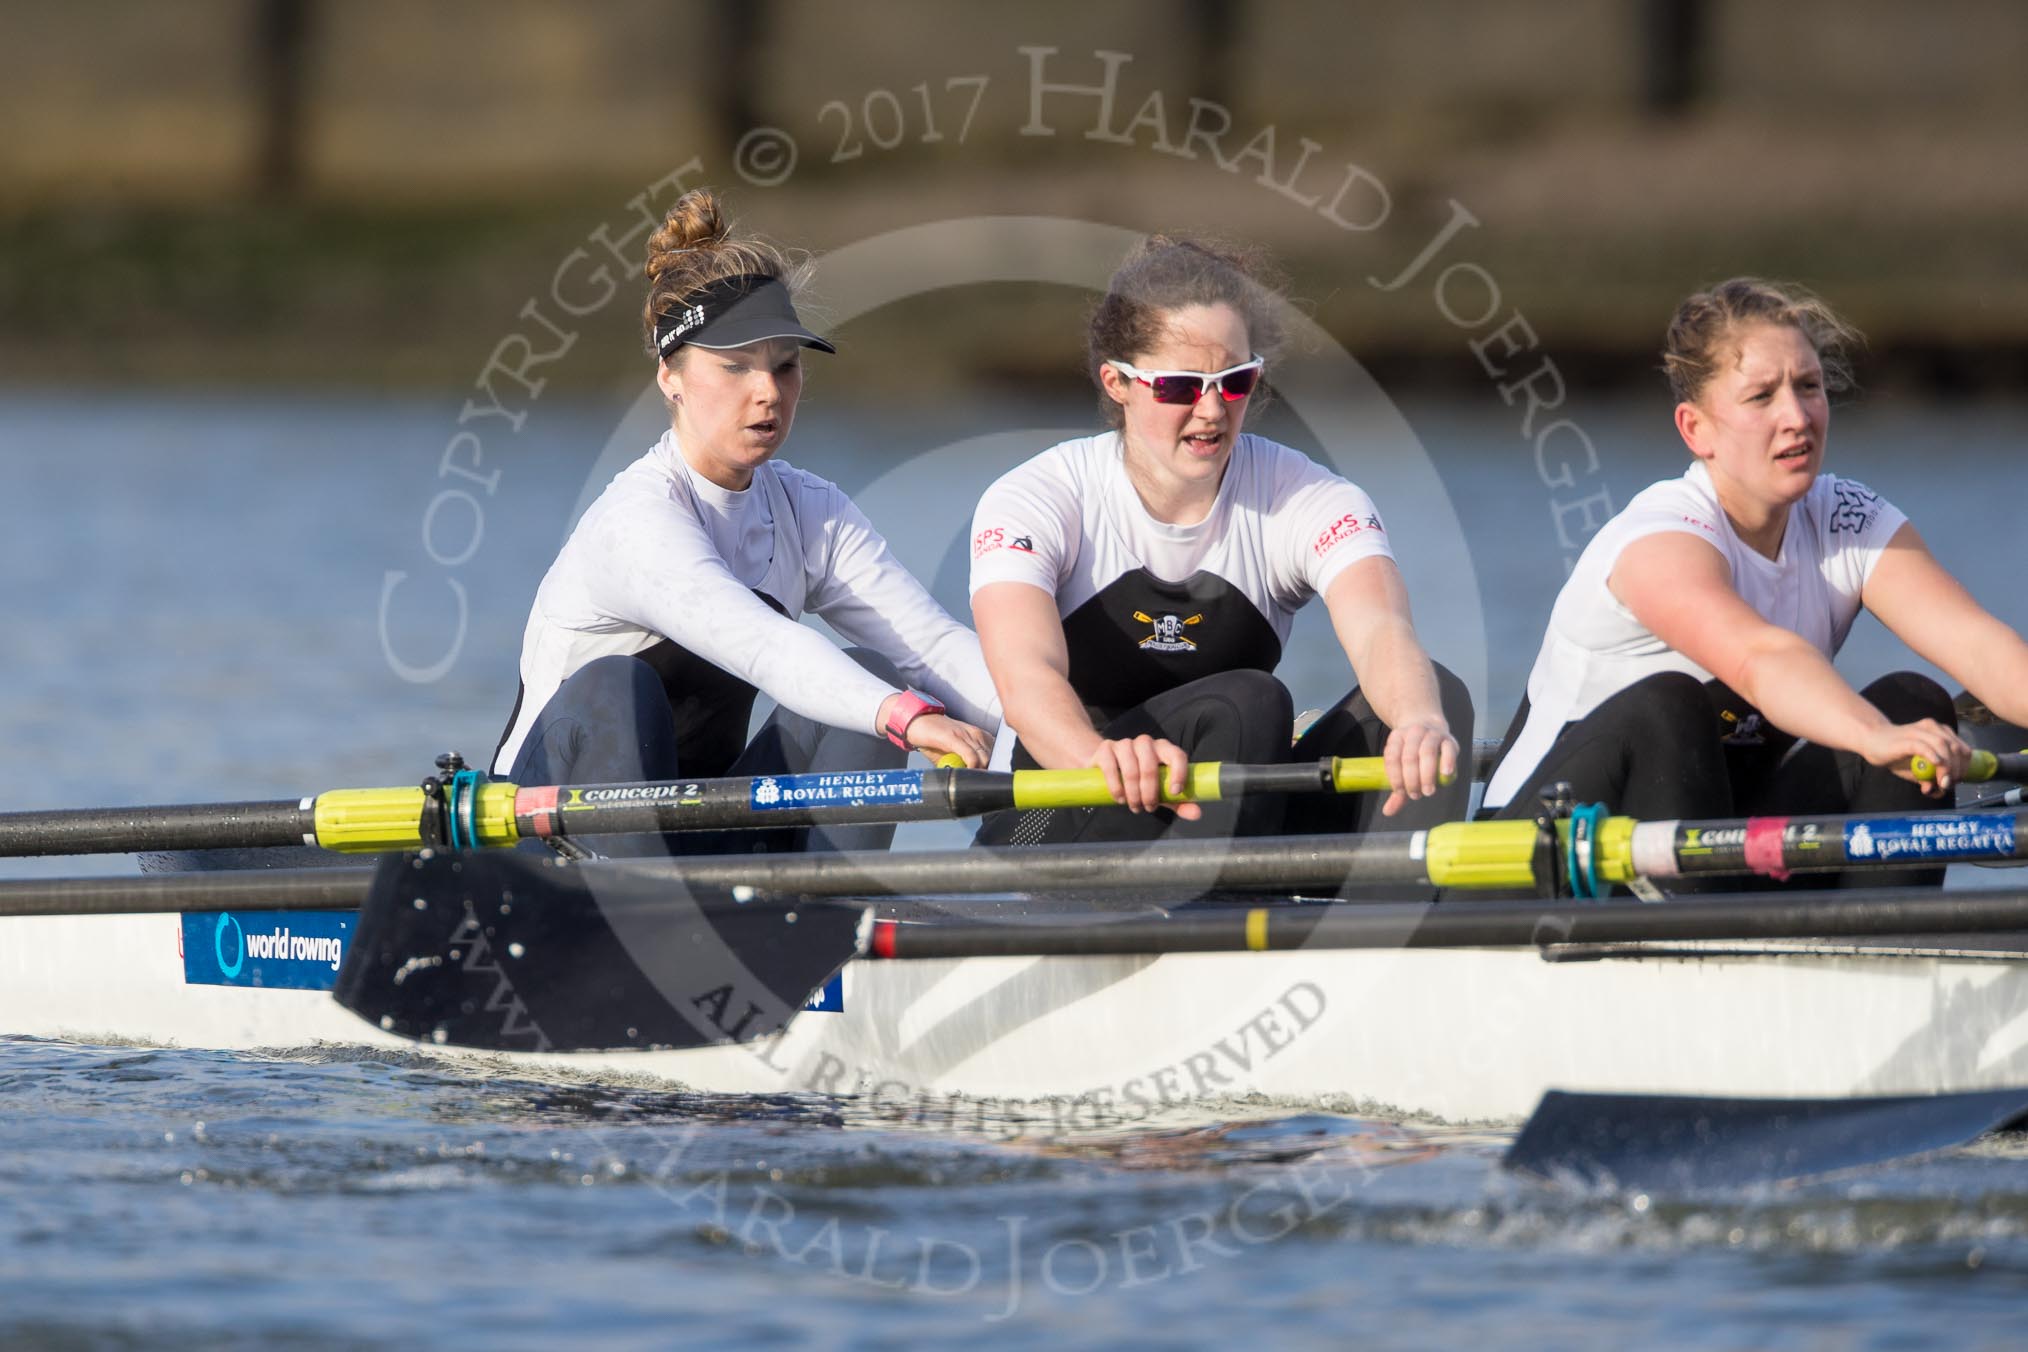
(1483, 461), (1908, 808)
(968, 432), (1393, 636)
(495, 431), (998, 771)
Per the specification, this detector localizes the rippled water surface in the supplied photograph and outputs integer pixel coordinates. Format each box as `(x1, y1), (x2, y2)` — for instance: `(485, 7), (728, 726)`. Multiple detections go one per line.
(4, 392), (2028, 1345)
(6, 1038), (2028, 1349)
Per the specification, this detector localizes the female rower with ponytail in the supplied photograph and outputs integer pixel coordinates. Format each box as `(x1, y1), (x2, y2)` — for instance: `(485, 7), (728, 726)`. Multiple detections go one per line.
(492, 189), (997, 855)
(1481, 278), (2028, 886)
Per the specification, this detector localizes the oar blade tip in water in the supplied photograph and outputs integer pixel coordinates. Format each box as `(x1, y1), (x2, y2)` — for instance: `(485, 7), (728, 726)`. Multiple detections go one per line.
(332, 850), (864, 1053)
(1504, 1086), (2028, 1192)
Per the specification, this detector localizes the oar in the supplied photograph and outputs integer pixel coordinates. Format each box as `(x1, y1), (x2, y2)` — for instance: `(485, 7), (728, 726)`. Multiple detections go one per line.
(330, 845), (2028, 1054)
(0, 827), (1466, 916)
(1504, 1087), (2028, 1191)
(0, 754), (1452, 860)
(8, 793), (2028, 916)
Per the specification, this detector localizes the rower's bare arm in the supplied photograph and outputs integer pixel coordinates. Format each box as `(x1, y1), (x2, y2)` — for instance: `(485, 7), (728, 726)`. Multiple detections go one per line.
(972, 581), (1195, 815)
(1323, 557), (1457, 812)
(1862, 522), (2028, 730)
(972, 581), (1091, 763)
(1612, 534), (1966, 785)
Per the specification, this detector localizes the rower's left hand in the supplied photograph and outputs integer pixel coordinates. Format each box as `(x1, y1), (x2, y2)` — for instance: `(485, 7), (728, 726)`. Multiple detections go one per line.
(1381, 716), (1457, 818)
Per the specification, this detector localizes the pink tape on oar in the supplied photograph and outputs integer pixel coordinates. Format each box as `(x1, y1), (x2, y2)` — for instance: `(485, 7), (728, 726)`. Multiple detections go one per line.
(515, 786), (562, 838)
(1744, 815), (1791, 881)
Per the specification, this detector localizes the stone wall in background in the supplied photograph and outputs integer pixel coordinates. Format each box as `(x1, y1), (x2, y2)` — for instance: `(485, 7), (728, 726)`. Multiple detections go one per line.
(2, 0), (2023, 389)
(3, 0), (2021, 200)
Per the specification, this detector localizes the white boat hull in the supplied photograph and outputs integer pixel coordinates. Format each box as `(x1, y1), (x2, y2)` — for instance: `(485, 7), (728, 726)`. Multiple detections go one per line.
(8, 908), (2028, 1121)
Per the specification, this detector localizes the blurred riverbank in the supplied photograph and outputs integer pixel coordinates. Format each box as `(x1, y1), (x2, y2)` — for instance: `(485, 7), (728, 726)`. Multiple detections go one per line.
(3, 1), (2025, 394)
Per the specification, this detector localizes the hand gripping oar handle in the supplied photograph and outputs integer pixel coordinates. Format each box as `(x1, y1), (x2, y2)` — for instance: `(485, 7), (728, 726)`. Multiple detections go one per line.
(1910, 749), (2028, 784)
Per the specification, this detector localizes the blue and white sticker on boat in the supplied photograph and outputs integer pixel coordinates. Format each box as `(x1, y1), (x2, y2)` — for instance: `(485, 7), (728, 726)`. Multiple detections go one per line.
(804, 972), (843, 1013)
(1843, 814), (2017, 863)
(181, 910), (354, 991)
(749, 769), (924, 811)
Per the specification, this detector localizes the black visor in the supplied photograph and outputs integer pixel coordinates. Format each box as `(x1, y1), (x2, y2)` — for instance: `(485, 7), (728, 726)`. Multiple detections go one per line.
(653, 274), (836, 359)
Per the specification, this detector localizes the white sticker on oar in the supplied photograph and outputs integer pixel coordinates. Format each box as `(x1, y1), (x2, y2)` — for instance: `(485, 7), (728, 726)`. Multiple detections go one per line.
(1631, 819), (1681, 878)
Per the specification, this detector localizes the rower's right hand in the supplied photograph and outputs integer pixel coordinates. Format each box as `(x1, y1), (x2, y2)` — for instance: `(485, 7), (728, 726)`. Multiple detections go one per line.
(1091, 735), (1203, 820)
(906, 715), (994, 769)
(1861, 719), (1970, 797)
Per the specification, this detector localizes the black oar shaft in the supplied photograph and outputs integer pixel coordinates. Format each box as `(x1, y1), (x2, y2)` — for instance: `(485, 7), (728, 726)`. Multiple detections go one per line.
(0, 833), (1430, 917)
(0, 867), (370, 917)
(1988, 752), (2028, 783)
(524, 769), (1014, 838)
(0, 800), (314, 857)
(1644, 810), (2028, 880)
(567, 832), (1433, 902)
(872, 886), (2028, 958)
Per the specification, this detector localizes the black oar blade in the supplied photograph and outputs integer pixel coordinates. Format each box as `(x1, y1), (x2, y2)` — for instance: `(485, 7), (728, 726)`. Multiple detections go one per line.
(333, 850), (865, 1054)
(1505, 1087), (2028, 1191)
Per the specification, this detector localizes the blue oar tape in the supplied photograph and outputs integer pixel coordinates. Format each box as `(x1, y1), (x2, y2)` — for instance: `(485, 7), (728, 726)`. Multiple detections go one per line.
(446, 768), (488, 850)
(1567, 801), (1606, 899)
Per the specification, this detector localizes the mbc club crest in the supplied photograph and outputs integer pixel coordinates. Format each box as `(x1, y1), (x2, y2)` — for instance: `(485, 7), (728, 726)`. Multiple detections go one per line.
(1134, 610), (1203, 652)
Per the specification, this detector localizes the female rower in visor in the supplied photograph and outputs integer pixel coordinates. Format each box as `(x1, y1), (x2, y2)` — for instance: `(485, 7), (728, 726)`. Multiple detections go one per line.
(969, 235), (1472, 847)
(1481, 278), (2028, 887)
(493, 189), (997, 855)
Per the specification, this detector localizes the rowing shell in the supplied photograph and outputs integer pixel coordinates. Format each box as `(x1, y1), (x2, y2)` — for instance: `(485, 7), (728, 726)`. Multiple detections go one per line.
(6, 896), (2027, 1122)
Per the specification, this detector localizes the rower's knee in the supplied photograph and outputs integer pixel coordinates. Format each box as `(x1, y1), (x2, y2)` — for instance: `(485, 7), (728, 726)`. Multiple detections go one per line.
(1860, 671), (1955, 728)
(514, 654), (674, 785)
(1215, 669), (1294, 758)
(1221, 668), (1294, 715)
(560, 653), (665, 708)
(1612, 671), (1710, 731)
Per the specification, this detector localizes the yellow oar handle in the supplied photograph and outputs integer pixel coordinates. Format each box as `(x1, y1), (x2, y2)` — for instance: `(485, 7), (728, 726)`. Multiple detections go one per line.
(1909, 749), (1998, 783)
(1011, 762), (1227, 809)
(1330, 758), (1458, 794)
(1010, 757), (1453, 810)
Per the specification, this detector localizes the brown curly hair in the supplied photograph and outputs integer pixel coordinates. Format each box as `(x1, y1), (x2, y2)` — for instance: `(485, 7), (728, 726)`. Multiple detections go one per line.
(1087, 235), (1289, 427)
(1662, 278), (1862, 404)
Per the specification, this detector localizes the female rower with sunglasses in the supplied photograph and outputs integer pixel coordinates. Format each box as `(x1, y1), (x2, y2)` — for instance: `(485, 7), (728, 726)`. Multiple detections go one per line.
(492, 188), (997, 856)
(1479, 278), (2028, 889)
(969, 236), (1472, 846)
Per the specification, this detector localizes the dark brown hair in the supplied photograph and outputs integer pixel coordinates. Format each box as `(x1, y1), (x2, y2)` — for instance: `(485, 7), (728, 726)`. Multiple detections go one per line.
(641, 189), (809, 361)
(1662, 278), (1862, 404)
(1087, 235), (1289, 426)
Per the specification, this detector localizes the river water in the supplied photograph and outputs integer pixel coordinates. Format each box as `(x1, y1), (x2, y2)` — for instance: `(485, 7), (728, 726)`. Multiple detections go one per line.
(2, 389), (2027, 1346)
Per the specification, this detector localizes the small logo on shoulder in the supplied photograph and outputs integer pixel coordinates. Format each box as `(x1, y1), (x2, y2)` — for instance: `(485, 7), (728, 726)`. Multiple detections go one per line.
(1312, 512), (1379, 556)
(1829, 480), (1881, 535)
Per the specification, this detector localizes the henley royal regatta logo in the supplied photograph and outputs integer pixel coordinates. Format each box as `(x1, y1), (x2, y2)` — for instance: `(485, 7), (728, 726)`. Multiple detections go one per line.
(1134, 610), (1203, 652)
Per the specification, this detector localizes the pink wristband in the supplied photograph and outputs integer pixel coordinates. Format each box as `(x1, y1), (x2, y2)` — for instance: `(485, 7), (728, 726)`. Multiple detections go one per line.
(882, 690), (945, 749)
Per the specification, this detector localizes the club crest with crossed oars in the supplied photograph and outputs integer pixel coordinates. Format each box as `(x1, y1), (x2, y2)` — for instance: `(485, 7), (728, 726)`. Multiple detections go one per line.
(1133, 610), (1202, 651)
